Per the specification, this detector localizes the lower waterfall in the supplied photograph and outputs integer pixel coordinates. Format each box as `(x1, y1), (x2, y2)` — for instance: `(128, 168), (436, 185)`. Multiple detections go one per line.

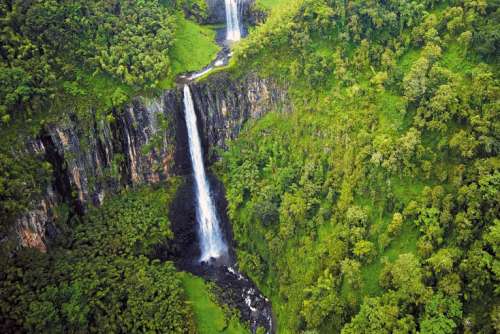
(183, 84), (228, 262)
(179, 84), (274, 333)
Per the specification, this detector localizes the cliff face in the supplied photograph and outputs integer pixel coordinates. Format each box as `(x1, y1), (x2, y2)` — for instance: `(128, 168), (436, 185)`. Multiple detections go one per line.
(204, 0), (263, 25)
(205, 0), (226, 23)
(15, 96), (179, 251)
(190, 72), (289, 162)
(11, 72), (288, 252)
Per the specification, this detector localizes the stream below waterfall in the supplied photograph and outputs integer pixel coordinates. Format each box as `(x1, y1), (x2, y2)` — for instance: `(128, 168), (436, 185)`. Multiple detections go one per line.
(171, 1), (275, 333)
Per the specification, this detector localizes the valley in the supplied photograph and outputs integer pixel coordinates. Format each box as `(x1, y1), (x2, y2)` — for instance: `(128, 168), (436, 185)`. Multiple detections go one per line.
(0, 0), (498, 333)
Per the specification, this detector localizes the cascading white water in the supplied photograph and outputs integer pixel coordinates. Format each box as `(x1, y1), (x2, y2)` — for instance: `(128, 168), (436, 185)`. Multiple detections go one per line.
(183, 85), (228, 262)
(225, 0), (241, 41)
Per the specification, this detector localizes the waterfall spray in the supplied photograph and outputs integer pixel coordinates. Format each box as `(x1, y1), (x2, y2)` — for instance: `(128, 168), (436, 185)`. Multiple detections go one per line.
(225, 0), (241, 41)
(183, 85), (228, 262)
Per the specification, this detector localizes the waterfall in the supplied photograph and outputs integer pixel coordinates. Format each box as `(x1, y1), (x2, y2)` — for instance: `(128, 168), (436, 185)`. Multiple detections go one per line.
(225, 0), (241, 41)
(183, 85), (228, 262)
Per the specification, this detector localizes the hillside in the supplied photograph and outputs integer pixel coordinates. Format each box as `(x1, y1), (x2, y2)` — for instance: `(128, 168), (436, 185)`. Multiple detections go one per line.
(216, 0), (499, 332)
(0, 0), (498, 333)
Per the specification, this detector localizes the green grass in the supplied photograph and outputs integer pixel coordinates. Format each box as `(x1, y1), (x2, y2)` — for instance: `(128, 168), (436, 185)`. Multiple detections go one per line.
(158, 15), (220, 89)
(256, 0), (289, 10)
(341, 222), (419, 305)
(375, 91), (407, 134)
(398, 48), (421, 73)
(181, 273), (249, 334)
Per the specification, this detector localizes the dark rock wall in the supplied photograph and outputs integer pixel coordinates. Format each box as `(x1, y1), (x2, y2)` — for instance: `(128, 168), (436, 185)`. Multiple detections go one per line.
(205, 0), (261, 25)
(205, 0), (226, 23)
(11, 72), (288, 251)
(190, 72), (289, 163)
(14, 96), (178, 250)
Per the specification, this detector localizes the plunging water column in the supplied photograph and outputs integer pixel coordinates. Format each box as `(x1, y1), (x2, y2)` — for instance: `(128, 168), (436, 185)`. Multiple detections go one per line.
(225, 0), (241, 41)
(183, 85), (228, 262)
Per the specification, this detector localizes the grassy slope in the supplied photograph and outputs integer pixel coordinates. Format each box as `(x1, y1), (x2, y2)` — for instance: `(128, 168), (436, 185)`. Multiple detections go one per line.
(180, 273), (250, 334)
(158, 15), (220, 89)
(256, 0), (289, 10)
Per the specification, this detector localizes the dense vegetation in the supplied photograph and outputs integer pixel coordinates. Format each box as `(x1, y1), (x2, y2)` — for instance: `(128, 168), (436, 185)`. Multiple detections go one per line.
(0, 0), (220, 118)
(1, 0), (498, 333)
(2, 0), (171, 120)
(217, 0), (499, 332)
(0, 0), (219, 237)
(0, 182), (199, 332)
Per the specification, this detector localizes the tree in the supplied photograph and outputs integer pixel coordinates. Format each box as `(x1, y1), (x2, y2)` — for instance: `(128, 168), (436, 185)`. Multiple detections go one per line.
(457, 31), (473, 54)
(302, 270), (344, 329)
(427, 247), (461, 277)
(449, 130), (479, 158)
(341, 291), (416, 334)
(353, 240), (376, 263)
(403, 56), (431, 102)
(341, 259), (362, 289)
(420, 293), (462, 334)
(388, 212), (403, 236)
(380, 253), (426, 298)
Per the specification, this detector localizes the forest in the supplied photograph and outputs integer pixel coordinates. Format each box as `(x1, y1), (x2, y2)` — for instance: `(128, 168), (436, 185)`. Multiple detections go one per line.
(219, 0), (499, 332)
(0, 0), (499, 333)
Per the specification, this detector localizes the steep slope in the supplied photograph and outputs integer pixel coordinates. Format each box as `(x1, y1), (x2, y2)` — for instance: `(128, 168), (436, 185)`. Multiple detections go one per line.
(217, 0), (499, 332)
(1, 1), (289, 331)
(5, 71), (286, 254)
(0, 2), (220, 249)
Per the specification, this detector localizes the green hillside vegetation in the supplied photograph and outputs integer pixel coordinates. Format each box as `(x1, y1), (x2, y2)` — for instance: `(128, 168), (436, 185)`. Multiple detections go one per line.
(256, 0), (289, 11)
(0, 0), (498, 333)
(0, 0), (220, 119)
(159, 14), (220, 89)
(181, 273), (250, 334)
(0, 181), (198, 332)
(0, 0), (219, 235)
(216, 0), (499, 332)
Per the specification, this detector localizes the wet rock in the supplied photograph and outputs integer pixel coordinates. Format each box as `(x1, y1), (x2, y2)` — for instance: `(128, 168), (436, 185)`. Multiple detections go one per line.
(187, 262), (274, 334)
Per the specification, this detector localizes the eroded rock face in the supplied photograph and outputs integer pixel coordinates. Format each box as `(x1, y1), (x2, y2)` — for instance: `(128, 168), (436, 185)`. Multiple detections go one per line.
(190, 72), (289, 162)
(11, 72), (288, 252)
(12, 96), (179, 251)
(205, 0), (226, 23)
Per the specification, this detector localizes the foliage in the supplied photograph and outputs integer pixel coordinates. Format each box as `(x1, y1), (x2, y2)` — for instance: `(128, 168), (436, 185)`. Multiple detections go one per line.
(0, 182), (196, 333)
(0, 0), (219, 123)
(0, 147), (51, 234)
(180, 273), (250, 334)
(217, 0), (500, 332)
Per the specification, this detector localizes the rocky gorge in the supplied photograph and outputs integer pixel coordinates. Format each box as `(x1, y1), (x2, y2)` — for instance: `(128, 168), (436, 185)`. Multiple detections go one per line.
(3, 2), (290, 331)
(11, 72), (288, 254)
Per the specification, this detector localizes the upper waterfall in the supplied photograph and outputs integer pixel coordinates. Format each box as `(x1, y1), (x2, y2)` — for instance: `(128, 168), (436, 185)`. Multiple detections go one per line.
(225, 0), (241, 41)
(183, 85), (228, 262)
